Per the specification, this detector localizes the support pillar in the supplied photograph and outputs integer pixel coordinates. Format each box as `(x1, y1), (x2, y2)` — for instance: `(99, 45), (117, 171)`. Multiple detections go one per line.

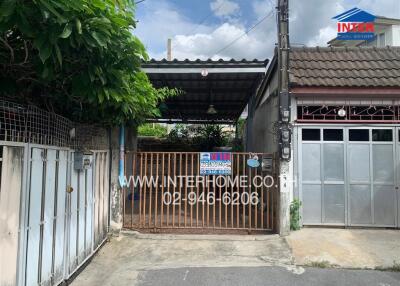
(278, 160), (291, 236)
(109, 127), (123, 234)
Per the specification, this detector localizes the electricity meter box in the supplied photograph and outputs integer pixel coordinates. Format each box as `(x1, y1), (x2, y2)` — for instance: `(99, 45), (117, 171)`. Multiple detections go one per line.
(74, 152), (92, 170)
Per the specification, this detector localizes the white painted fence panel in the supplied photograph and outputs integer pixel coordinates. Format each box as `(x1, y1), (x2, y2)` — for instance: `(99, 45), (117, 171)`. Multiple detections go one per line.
(26, 148), (44, 286)
(93, 153), (100, 247)
(0, 146), (24, 286)
(69, 154), (79, 273)
(85, 168), (93, 257)
(41, 149), (57, 286)
(0, 145), (109, 286)
(78, 170), (86, 264)
(53, 150), (68, 285)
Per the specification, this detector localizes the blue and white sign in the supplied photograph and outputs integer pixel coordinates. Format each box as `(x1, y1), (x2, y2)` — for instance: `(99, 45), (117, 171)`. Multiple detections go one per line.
(200, 152), (231, 175)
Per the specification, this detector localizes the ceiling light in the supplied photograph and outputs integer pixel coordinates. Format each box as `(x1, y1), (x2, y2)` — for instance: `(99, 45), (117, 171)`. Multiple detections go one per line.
(206, 104), (217, 115)
(337, 108), (346, 117)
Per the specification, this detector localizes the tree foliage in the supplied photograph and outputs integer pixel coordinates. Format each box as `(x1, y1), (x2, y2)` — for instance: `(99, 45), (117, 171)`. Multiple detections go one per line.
(0, 0), (177, 125)
(138, 123), (168, 137)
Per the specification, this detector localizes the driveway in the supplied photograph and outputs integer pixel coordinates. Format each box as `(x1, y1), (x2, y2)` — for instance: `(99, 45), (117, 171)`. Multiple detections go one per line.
(286, 228), (400, 269)
(71, 229), (400, 286)
(70, 231), (294, 286)
(137, 266), (400, 286)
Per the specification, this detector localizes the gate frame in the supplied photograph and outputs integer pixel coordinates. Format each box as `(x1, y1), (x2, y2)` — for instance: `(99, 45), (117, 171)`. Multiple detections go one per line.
(122, 151), (279, 233)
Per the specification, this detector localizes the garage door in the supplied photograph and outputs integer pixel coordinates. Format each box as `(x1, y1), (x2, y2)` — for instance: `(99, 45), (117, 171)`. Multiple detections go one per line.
(299, 127), (399, 227)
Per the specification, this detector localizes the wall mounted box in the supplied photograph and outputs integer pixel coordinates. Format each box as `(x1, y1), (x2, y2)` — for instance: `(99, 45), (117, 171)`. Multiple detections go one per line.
(74, 152), (92, 170)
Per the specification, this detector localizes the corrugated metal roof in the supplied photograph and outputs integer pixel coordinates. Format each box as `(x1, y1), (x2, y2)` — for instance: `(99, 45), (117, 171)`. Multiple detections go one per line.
(289, 46), (400, 87)
(142, 59), (268, 122)
(143, 58), (268, 69)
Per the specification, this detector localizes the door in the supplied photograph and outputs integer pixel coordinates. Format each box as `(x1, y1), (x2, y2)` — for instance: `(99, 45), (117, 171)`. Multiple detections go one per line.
(347, 128), (396, 227)
(300, 128), (345, 225)
(300, 126), (398, 227)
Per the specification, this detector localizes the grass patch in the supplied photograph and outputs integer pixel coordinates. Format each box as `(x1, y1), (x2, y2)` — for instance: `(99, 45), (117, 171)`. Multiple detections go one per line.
(307, 260), (335, 269)
(375, 261), (400, 272)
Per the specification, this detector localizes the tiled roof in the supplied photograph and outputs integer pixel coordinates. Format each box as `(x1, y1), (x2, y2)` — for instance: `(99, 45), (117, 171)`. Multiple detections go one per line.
(289, 46), (400, 87)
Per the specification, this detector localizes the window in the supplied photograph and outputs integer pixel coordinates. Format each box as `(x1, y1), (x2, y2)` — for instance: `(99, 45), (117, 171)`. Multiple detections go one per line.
(372, 129), (392, 142)
(378, 33), (386, 47)
(302, 129), (320, 141)
(349, 129), (369, 141)
(323, 129), (343, 141)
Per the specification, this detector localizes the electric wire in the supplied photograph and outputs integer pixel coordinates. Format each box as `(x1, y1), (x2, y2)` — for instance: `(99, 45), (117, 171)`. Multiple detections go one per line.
(211, 9), (275, 57)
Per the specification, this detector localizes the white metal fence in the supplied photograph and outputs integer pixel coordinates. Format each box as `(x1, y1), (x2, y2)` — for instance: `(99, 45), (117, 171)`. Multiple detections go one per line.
(0, 142), (109, 286)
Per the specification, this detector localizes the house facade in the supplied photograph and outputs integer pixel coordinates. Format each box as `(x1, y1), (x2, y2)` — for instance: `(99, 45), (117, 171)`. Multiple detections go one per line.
(329, 16), (400, 47)
(247, 46), (400, 228)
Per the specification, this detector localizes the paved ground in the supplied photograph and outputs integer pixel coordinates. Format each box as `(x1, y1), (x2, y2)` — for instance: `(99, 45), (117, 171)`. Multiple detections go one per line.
(71, 229), (400, 286)
(137, 266), (400, 286)
(71, 231), (294, 286)
(286, 228), (400, 269)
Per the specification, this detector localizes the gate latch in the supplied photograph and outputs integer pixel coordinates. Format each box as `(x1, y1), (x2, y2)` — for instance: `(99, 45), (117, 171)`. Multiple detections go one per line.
(66, 185), (74, 193)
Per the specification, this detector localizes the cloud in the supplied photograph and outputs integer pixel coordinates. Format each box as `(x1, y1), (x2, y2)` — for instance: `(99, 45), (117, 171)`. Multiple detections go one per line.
(136, 0), (400, 61)
(167, 23), (270, 60)
(193, 0), (341, 60)
(210, 0), (240, 18)
(161, 0), (276, 60)
(307, 26), (337, 46)
(134, 0), (213, 58)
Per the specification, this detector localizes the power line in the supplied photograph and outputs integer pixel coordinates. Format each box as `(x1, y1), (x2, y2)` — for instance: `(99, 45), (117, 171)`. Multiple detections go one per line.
(211, 10), (275, 57)
(135, 0), (146, 4)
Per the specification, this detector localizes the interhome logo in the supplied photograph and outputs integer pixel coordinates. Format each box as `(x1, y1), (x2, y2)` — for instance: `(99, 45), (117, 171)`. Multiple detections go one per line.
(333, 7), (376, 40)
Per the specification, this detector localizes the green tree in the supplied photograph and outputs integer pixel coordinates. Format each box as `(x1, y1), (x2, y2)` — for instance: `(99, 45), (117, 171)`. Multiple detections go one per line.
(0, 0), (177, 125)
(138, 123), (168, 137)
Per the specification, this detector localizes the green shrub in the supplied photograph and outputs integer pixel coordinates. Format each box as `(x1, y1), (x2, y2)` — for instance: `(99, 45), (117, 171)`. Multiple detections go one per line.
(138, 124), (167, 137)
(290, 199), (302, 231)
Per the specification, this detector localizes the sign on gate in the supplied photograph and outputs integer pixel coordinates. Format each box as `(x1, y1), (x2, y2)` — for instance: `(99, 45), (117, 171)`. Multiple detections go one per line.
(200, 152), (231, 175)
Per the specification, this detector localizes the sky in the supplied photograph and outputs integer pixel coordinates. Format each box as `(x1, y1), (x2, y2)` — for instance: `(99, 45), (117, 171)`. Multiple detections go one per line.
(133, 0), (400, 60)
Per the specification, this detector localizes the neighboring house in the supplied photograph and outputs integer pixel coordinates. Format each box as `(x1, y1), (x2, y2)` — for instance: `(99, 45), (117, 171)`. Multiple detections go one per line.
(329, 16), (400, 47)
(247, 46), (400, 228)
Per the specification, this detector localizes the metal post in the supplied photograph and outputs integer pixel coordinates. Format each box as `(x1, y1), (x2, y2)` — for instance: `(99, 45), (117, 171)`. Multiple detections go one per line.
(119, 125), (125, 187)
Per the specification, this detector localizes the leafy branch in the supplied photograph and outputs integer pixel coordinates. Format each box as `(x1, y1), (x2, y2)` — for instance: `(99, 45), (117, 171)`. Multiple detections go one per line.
(0, 0), (177, 125)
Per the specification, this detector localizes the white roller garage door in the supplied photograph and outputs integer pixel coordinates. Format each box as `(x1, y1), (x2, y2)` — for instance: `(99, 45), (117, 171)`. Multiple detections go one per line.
(299, 126), (399, 227)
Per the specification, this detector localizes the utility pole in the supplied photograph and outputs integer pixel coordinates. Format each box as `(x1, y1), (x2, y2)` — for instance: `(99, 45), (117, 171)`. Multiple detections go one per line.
(277, 0), (291, 236)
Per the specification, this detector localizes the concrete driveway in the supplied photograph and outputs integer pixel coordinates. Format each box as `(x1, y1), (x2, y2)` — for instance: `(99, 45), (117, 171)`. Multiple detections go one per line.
(70, 228), (400, 286)
(286, 228), (400, 269)
(136, 266), (400, 286)
(71, 231), (295, 286)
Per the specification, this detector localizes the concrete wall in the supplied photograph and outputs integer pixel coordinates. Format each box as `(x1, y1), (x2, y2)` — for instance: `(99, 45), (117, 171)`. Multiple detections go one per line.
(109, 126), (138, 234)
(246, 71), (279, 154)
(245, 70), (294, 236)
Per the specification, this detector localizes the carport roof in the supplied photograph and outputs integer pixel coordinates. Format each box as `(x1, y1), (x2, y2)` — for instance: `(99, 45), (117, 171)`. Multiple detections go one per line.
(142, 59), (268, 124)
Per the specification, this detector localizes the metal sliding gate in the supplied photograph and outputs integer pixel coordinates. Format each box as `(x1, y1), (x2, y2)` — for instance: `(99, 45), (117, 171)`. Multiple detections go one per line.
(123, 152), (278, 233)
(0, 142), (110, 286)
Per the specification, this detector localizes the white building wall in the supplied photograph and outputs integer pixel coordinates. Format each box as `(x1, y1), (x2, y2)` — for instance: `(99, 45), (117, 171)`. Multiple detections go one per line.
(391, 25), (400, 45)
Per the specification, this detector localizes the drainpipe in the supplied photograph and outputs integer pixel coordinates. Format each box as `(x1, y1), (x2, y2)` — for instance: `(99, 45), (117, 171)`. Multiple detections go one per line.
(108, 127), (112, 230)
(119, 125), (125, 187)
